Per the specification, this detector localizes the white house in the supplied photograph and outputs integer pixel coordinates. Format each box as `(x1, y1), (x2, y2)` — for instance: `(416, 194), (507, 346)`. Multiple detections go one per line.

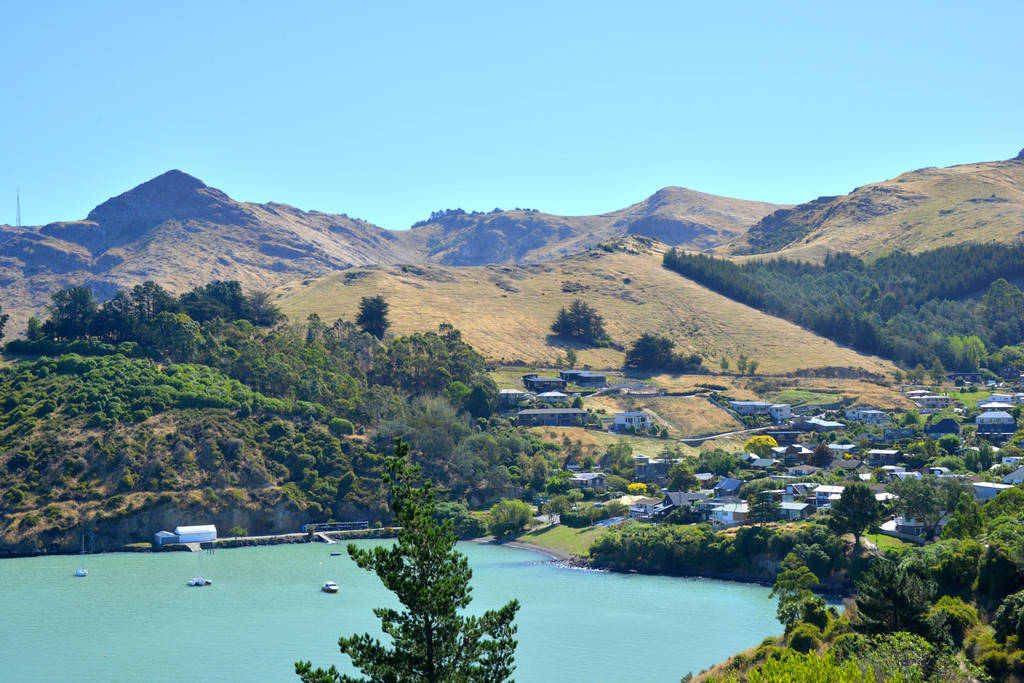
(812, 485), (845, 509)
(978, 411), (1015, 426)
(915, 395), (952, 412)
(728, 400), (772, 415)
(845, 407), (889, 424)
(175, 524), (218, 543)
(768, 404), (793, 421)
(614, 412), (654, 430)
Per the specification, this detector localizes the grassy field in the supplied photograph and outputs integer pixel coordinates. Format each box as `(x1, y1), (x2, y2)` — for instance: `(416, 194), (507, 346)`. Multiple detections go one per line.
(272, 241), (897, 377)
(518, 524), (608, 557)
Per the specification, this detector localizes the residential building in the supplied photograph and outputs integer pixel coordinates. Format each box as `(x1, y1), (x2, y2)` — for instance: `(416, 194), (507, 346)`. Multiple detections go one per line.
(973, 482), (1013, 501)
(515, 408), (590, 427)
(867, 449), (902, 467)
(728, 400), (772, 415)
(521, 374), (568, 392)
(614, 412), (654, 431)
(569, 472), (608, 490)
(558, 370), (607, 387)
(1004, 466), (1024, 485)
(768, 404), (793, 421)
(846, 407), (889, 424)
(915, 395), (952, 412)
(812, 485), (845, 509)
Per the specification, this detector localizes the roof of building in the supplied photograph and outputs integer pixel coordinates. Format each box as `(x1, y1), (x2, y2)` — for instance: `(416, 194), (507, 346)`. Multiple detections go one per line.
(175, 524), (217, 535)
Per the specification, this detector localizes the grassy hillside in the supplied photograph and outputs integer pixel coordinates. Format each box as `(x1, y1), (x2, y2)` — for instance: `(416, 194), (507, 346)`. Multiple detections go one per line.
(273, 237), (896, 376)
(727, 156), (1024, 262)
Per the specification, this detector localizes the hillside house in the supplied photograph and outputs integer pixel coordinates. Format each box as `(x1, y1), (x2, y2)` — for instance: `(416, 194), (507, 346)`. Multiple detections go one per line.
(867, 449), (902, 467)
(499, 389), (531, 408)
(924, 418), (961, 438)
(614, 412), (654, 431)
(914, 395), (952, 412)
(714, 478), (743, 498)
(569, 472), (608, 490)
(787, 464), (821, 477)
(651, 491), (710, 520)
(946, 372), (983, 384)
(515, 408), (590, 427)
(977, 411), (1016, 444)
(633, 455), (669, 482)
(768, 404), (793, 421)
(883, 427), (915, 442)
(812, 485), (845, 509)
(797, 417), (846, 432)
(783, 482), (815, 502)
(709, 502), (749, 527)
(846, 407), (889, 424)
(522, 374), (568, 392)
(973, 482), (1014, 501)
(728, 400), (772, 415)
(558, 370), (607, 387)
(1004, 466), (1024, 485)
(779, 502), (814, 520)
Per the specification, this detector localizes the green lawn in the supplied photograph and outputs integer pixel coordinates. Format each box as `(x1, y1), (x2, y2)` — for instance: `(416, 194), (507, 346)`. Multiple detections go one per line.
(868, 533), (913, 550)
(518, 524), (609, 556)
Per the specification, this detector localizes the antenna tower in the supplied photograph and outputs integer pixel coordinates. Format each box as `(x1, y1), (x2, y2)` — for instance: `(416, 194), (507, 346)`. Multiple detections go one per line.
(16, 188), (21, 228)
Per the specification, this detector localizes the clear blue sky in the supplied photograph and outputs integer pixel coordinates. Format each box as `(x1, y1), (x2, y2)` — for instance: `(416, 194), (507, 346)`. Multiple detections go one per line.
(3, 1), (1021, 230)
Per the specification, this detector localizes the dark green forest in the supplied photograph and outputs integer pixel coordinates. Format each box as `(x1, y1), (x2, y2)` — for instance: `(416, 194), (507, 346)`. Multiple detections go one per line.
(664, 244), (1024, 372)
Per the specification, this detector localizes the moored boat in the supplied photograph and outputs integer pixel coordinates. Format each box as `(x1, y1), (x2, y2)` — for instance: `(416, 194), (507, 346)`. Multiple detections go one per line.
(321, 581), (339, 593)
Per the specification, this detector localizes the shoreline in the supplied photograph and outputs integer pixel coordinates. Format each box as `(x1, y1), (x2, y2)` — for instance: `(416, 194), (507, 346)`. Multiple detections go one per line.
(494, 540), (576, 562)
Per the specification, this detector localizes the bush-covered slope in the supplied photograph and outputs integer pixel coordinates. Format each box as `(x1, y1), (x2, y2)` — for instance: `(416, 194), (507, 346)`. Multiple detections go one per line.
(0, 355), (387, 553)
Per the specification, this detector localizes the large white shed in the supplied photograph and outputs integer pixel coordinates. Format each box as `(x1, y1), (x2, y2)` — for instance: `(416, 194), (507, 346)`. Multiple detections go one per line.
(175, 525), (218, 543)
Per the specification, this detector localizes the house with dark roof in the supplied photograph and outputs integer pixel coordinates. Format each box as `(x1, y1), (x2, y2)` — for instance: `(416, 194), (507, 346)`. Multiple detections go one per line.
(558, 370), (608, 387)
(515, 408), (590, 427)
(714, 478), (743, 498)
(521, 374), (568, 392)
(925, 418), (961, 438)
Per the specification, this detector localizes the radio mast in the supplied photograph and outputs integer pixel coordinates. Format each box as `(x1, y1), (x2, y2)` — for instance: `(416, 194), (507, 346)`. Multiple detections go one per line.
(16, 188), (21, 227)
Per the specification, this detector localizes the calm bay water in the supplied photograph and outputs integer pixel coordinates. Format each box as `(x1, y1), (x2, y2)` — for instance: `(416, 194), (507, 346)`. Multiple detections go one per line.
(0, 541), (781, 682)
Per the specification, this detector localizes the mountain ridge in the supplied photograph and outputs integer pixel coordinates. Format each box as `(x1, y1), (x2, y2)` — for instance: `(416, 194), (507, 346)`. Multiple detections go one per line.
(0, 174), (785, 335)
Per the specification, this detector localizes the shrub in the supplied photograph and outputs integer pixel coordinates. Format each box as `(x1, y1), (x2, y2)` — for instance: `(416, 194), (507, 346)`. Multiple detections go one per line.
(787, 623), (823, 653)
(330, 418), (355, 436)
(228, 526), (248, 537)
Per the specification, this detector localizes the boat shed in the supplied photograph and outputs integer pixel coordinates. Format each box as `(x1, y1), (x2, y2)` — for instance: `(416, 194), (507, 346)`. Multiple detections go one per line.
(154, 530), (179, 545)
(174, 525), (218, 543)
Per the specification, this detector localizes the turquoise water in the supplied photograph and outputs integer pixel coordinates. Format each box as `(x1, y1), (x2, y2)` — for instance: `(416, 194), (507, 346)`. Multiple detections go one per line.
(0, 542), (781, 682)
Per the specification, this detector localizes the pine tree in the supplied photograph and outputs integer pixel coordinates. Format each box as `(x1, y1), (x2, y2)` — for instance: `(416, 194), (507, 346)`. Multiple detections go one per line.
(855, 559), (935, 636)
(356, 295), (390, 338)
(296, 438), (520, 683)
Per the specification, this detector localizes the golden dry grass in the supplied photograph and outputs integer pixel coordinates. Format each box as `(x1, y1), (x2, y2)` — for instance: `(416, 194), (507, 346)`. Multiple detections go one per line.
(273, 241), (896, 377)
(733, 159), (1024, 262)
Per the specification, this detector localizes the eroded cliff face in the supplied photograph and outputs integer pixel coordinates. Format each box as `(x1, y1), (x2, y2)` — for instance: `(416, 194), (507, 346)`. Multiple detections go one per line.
(0, 489), (384, 557)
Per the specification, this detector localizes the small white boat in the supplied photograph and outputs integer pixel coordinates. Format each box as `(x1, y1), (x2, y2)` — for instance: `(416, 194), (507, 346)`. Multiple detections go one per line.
(321, 581), (339, 593)
(74, 536), (87, 577)
(188, 576), (212, 586)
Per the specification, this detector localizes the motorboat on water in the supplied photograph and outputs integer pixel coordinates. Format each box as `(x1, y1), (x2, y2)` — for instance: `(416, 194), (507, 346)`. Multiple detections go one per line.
(188, 576), (212, 586)
(321, 581), (339, 593)
(330, 552), (344, 556)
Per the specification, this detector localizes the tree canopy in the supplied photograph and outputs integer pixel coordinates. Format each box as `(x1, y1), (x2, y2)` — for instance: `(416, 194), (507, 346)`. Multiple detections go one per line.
(356, 295), (391, 339)
(550, 299), (607, 344)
